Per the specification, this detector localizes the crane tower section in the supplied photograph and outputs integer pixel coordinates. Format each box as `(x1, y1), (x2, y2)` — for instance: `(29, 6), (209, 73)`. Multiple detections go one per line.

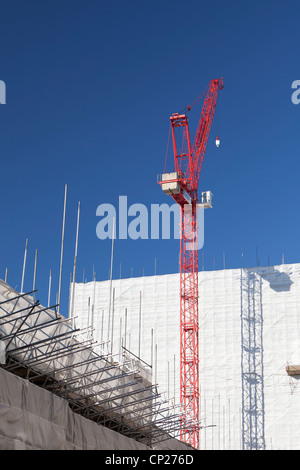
(158, 78), (223, 448)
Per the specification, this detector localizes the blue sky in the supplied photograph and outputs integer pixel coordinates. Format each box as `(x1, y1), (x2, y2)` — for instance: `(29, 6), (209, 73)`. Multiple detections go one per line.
(0, 0), (299, 314)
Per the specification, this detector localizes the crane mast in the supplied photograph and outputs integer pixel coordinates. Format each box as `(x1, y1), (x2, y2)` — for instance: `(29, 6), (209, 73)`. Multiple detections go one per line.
(158, 78), (223, 448)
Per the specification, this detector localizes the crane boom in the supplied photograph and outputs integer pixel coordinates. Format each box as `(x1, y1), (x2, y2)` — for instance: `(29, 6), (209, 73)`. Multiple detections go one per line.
(158, 78), (223, 448)
(191, 78), (224, 192)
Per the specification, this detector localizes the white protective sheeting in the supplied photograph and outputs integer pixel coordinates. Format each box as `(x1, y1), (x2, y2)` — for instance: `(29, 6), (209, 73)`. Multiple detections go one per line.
(73, 263), (300, 450)
(0, 367), (150, 450)
(0, 366), (190, 450)
(0, 280), (190, 451)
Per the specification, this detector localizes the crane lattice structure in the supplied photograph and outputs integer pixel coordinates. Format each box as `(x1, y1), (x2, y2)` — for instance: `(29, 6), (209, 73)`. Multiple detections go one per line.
(240, 269), (265, 450)
(158, 78), (223, 448)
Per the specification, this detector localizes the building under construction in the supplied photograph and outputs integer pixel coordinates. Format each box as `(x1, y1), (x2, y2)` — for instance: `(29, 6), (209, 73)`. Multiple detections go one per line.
(71, 261), (300, 450)
(1, 259), (300, 450)
(0, 279), (192, 450)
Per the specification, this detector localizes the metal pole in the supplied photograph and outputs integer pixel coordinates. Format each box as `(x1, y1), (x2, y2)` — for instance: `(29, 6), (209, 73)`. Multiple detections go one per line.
(151, 328), (153, 368)
(155, 344), (157, 385)
(119, 317), (122, 362)
(58, 184), (67, 312)
(108, 217), (115, 343)
(70, 201), (80, 323)
(91, 305), (94, 331)
(32, 249), (38, 298)
(138, 291), (142, 358)
(5, 268), (8, 283)
(21, 238), (28, 293)
(68, 273), (72, 318)
(87, 297), (90, 327)
(124, 308), (127, 350)
(101, 309), (104, 345)
(174, 354), (176, 404)
(154, 343), (157, 408)
(111, 288), (115, 356)
(47, 269), (52, 308)
(92, 268), (96, 330)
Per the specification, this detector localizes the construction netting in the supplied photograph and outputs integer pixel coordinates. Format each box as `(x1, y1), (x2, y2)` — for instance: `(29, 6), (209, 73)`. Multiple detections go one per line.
(73, 263), (300, 450)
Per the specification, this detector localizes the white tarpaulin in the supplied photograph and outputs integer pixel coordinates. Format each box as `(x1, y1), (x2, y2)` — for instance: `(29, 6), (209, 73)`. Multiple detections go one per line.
(0, 367), (150, 450)
(0, 280), (190, 450)
(73, 263), (300, 450)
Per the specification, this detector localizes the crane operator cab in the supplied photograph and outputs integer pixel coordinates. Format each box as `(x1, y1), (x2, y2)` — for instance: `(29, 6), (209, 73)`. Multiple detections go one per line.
(199, 191), (213, 209)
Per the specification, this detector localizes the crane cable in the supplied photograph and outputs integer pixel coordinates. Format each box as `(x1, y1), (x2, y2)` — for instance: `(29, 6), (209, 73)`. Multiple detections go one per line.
(179, 84), (210, 115)
(164, 82), (213, 174)
(215, 90), (222, 146)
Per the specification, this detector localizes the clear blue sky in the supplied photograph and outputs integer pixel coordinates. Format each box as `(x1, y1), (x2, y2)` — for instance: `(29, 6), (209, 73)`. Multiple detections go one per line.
(0, 0), (299, 314)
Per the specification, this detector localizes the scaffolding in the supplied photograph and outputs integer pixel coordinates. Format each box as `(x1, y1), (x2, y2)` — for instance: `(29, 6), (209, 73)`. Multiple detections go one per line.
(240, 269), (265, 450)
(0, 280), (198, 447)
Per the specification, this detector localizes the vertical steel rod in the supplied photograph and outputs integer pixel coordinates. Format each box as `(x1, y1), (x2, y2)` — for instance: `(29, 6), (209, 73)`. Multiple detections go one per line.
(58, 184), (67, 312)
(70, 201), (80, 323)
(151, 328), (153, 368)
(101, 309), (104, 344)
(68, 273), (72, 317)
(119, 317), (122, 362)
(138, 291), (142, 358)
(32, 249), (38, 298)
(108, 217), (115, 343)
(110, 288), (115, 356)
(47, 269), (52, 308)
(155, 344), (157, 384)
(21, 238), (28, 293)
(87, 297), (90, 327)
(92, 268), (96, 330)
(124, 308), (127, 350)
(174, 354), (176, 404)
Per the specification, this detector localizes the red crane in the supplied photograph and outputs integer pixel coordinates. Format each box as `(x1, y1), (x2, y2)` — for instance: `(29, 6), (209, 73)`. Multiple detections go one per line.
(158, 78), (223, 448)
